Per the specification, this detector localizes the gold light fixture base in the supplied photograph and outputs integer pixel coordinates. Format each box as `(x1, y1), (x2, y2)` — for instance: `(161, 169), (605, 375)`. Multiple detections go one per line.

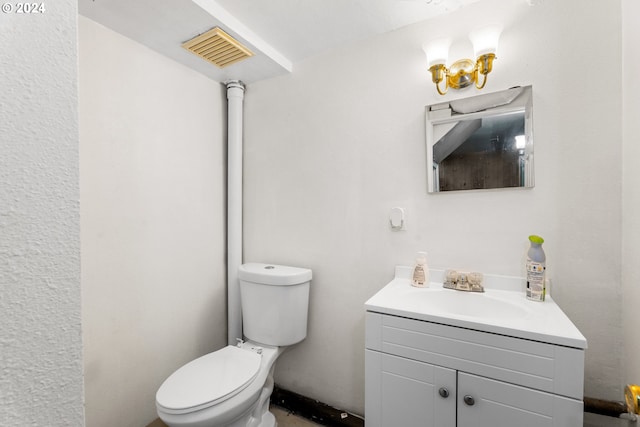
(448, 58), (475, 89)
(428, 53), (496, 95)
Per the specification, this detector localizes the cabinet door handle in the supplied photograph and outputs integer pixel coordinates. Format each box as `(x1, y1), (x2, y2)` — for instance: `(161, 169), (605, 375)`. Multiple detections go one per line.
(438, 387), (449, 398)
(463, 395), (475, 406)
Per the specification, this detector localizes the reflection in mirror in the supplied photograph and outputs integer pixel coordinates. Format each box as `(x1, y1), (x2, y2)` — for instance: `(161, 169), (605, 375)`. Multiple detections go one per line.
(426, 86), (533, 193)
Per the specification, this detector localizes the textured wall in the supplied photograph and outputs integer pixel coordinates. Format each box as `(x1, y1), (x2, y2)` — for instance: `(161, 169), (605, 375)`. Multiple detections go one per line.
(79, 17), (228, 427)
(243, 0), (623, 414)
(0, 1), (84, 426)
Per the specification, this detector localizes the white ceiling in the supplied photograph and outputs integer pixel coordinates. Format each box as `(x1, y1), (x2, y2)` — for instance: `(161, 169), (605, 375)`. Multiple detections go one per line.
(78, 0), (482, 84)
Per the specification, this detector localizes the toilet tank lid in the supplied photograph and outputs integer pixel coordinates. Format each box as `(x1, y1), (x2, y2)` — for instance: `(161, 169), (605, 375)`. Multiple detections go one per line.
(239, 263), (312, 286)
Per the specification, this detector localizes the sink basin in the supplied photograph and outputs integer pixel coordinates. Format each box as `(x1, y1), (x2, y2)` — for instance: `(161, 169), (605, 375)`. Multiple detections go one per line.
(387, 284), (533, 322)
(412, 289), (532, 320)
(365, 267), (588, 348)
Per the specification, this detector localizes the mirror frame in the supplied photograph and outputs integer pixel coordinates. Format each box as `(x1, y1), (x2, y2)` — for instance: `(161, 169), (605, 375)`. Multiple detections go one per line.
(426, 85), (533, 193)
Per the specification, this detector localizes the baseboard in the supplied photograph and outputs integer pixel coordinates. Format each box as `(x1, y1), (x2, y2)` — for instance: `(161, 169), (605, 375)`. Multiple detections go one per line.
(270, 385), (364, 427)
(584, 396), (627, 418)
(149, 390), (626, 427)
(272, 388), (630, 426)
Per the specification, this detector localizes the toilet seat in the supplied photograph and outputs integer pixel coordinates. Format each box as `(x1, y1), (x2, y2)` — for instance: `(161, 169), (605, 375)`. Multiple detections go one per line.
(156, 346), (262, 414)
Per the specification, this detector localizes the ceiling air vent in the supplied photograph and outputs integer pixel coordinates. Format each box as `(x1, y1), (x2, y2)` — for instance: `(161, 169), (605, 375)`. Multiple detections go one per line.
(182, 27), (253, 68)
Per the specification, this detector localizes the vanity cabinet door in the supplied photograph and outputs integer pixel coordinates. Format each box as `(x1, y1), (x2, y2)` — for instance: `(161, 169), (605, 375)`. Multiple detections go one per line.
(457, 373), (583, 427)
(365, 350), (456, 427)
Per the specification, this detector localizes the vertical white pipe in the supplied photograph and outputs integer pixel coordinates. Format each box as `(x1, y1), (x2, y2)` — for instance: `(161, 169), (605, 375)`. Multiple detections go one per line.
(226, 80), (245, 346)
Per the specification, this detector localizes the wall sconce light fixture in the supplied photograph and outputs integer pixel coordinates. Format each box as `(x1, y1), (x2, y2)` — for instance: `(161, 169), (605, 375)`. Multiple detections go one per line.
(423, 25), (502, 95)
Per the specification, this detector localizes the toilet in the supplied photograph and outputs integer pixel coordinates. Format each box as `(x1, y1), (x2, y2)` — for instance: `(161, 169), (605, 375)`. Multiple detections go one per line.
(156, 263), (312, 427)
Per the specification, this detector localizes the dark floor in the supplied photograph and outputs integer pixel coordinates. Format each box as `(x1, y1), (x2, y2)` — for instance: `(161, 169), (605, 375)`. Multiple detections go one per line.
(583, 412), (635, 427)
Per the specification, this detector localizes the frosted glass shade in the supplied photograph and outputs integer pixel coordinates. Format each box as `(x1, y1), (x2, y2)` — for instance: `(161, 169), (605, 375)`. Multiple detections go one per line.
(422, 38), (451, 67)
(469, 25), (502, 57)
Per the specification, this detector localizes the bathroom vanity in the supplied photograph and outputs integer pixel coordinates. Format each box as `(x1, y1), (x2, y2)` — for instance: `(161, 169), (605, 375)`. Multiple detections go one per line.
(365, 267), (587, 427)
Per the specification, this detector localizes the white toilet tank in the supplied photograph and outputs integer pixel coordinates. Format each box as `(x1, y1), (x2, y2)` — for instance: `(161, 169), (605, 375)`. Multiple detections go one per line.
(238, 263), (311, 346)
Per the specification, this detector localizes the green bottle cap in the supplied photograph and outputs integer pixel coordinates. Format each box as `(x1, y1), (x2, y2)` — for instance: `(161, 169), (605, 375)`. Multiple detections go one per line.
(529, 235), (544, 244)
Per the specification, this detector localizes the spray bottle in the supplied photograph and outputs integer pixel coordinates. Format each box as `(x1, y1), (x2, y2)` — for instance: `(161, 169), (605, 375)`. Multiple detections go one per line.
(526, 235), (546, 301)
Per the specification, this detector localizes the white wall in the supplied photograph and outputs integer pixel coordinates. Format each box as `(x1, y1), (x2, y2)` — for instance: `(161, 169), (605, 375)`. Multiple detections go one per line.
(243, 0), (623, 414)
(0, 1), (84, 425)
(622, 0), (640, 386)
(79, 17), (228, 427)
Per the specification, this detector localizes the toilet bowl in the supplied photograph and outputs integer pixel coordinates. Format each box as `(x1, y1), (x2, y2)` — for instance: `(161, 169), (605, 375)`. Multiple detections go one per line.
(156, 263), (311, 427)
(156, 342), (283, 427)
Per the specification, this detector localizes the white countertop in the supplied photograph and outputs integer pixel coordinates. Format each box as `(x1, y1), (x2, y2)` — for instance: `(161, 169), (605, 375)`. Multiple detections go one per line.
(365, 267), (587, 349)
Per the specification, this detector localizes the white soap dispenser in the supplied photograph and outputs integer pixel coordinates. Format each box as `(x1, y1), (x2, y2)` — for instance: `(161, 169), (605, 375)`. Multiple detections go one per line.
(411, 252), (430, 288)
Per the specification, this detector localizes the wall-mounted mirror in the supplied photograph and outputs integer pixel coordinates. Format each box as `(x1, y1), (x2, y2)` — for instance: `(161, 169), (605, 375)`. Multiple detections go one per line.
(426, 86), (533, 193)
